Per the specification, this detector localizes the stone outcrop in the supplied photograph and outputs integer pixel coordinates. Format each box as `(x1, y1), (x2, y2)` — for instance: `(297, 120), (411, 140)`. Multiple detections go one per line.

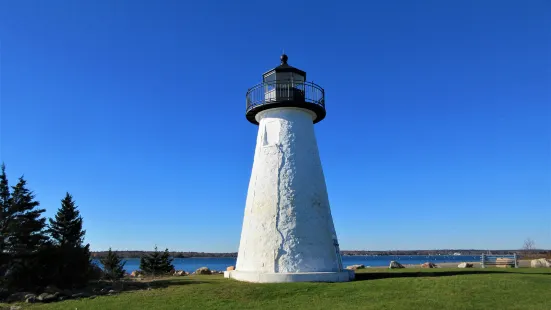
(457, 262), (474, 268)
(37, 292), (59, 303)
(531, 258), (551, 268)
(131, 270), (143, 277)
(173, 270), (186, 276)
(6, 292), (33, 303)
(345, 264), (365, 270)
(421, 262), (438, 268)
(195, 267), (212, 275)
(495, 257), (514, 268)
(389, 261), (404, 269)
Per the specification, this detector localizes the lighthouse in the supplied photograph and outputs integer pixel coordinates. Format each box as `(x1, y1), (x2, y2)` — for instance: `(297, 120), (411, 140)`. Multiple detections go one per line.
(224, 54), (353, 283)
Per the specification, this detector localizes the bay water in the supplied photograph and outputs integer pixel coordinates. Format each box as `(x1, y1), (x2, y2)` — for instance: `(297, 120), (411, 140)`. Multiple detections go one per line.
(95, 255), (480, 273)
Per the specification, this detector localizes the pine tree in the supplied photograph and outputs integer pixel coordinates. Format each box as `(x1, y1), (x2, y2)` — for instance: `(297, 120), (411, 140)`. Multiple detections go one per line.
(0, 164), (11, 287)
(140, 246), (174, 276)
(4, 175), (48, 290)
(7, 177), (47, 254)
(100, 248), (126, 281)
(48, 192), (92, 288)
(160, 248), (175, 274)
(49, 193), (86, 246)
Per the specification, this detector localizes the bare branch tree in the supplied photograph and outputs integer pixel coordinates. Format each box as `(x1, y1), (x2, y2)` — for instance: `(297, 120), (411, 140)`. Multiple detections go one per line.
(523, 238), (535, 251)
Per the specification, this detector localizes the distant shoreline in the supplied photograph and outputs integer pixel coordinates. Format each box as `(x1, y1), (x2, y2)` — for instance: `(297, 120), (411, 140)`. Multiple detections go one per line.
(90, 249), (550, 259)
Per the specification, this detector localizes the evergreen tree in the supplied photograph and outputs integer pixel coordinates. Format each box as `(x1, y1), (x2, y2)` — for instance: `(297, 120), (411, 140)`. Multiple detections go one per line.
(100, 248), (126, 281)
(160, 248), (174, 273)
(49, 193), (86, 247)
(0, 164), (11, 287)
(7, 177), (47, 253)
(48, 192), (92, 288)
(140, 246), (174, 276)
(4, 175), (48, 290)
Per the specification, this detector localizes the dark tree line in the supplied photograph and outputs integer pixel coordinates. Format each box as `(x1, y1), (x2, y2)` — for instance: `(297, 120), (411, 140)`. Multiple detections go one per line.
(0, 163), (119, 296)
(0, 163), (178, 298)
(91, 251), (237, 259)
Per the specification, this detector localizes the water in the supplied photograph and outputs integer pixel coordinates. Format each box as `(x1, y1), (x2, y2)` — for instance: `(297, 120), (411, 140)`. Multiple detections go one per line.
(95, 255), (480, 273)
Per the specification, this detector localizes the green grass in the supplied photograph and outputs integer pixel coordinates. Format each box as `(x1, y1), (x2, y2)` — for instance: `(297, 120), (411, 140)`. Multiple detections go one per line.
(5, 268), (551, 310)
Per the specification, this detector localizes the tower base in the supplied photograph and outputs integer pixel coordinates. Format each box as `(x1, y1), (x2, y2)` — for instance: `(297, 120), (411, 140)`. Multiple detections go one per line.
(224, 270), (354, 283)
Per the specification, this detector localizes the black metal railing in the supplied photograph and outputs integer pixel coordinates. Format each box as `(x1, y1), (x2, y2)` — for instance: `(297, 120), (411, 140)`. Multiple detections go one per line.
(246, 81), (325, 112)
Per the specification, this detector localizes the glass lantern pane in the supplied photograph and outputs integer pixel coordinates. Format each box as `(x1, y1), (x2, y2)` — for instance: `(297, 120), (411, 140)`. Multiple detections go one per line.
(276, 72), (292, 82)
(264, 72), (275, 82)
(292, 73), (305, 83)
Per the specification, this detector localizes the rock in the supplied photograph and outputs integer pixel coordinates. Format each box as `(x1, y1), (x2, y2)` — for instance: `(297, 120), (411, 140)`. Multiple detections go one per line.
(195, 267), (212, 275)
(10, 306), (21, 310)
(7, 292), (33, 302)
(131, 270), (143, 277)
(495, 257), (514, 268)
(345, 264), (365, 270)
(24, 294), (36, 303)
(185, 271), (190, 275)
(98, 286), (113, 295)
(108, 290), (117, 294)
(226, 266), (235, 271)
(389, 261), (405, 269)
(89, 295), (97, 299)
(458, 262), (474, 268)
(37, 292), (59, 303)
(421, 262), (438, 268)
(173, 270), (186, 276)
(71, 293), (90, 299)
(531, 258), (551, 268)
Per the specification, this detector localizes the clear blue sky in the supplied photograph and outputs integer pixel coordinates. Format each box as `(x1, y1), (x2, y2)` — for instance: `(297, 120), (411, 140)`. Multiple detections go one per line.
(1, 0), (549, 252)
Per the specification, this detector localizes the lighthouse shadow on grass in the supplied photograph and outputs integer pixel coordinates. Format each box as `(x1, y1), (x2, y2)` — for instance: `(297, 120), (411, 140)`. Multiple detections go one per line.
(89, 278), (205, 293)
(352, 269), (551, 281)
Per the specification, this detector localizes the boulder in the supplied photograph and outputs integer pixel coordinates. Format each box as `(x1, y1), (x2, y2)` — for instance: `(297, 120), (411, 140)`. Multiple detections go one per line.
(495, 257), (514, 268)
(25, 293), (36, 303)
(421, 262), (438, 268)
(6, 292), (33, 303)
(99, 287), (114, 295)
(457, 262), (474, 268)
(226, 266), (235, 271)
(173, 270), (186, 276)
(71, 293), (90, 299)
(345, 264), (366, 270)
(37, 292), (59, 303)
(389, 261), (404, 269)
(131, 270), (143, 277)
(531, 258), (551, 268)
(195, 267), (212, 275)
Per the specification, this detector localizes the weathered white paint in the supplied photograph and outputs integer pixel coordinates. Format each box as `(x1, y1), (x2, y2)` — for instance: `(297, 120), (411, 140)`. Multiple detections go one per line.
(226, 107), (348, 283)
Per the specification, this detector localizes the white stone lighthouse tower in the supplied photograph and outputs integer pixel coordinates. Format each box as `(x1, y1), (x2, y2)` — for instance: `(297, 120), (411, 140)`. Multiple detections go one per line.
(224, 54), (352, 283)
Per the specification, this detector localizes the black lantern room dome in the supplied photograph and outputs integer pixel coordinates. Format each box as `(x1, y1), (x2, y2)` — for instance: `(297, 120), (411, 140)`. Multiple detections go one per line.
(245, 54), (326, 125)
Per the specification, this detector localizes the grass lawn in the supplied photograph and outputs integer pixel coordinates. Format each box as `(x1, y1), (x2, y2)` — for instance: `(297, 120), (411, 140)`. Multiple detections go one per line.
(5, 268), (550, 310)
